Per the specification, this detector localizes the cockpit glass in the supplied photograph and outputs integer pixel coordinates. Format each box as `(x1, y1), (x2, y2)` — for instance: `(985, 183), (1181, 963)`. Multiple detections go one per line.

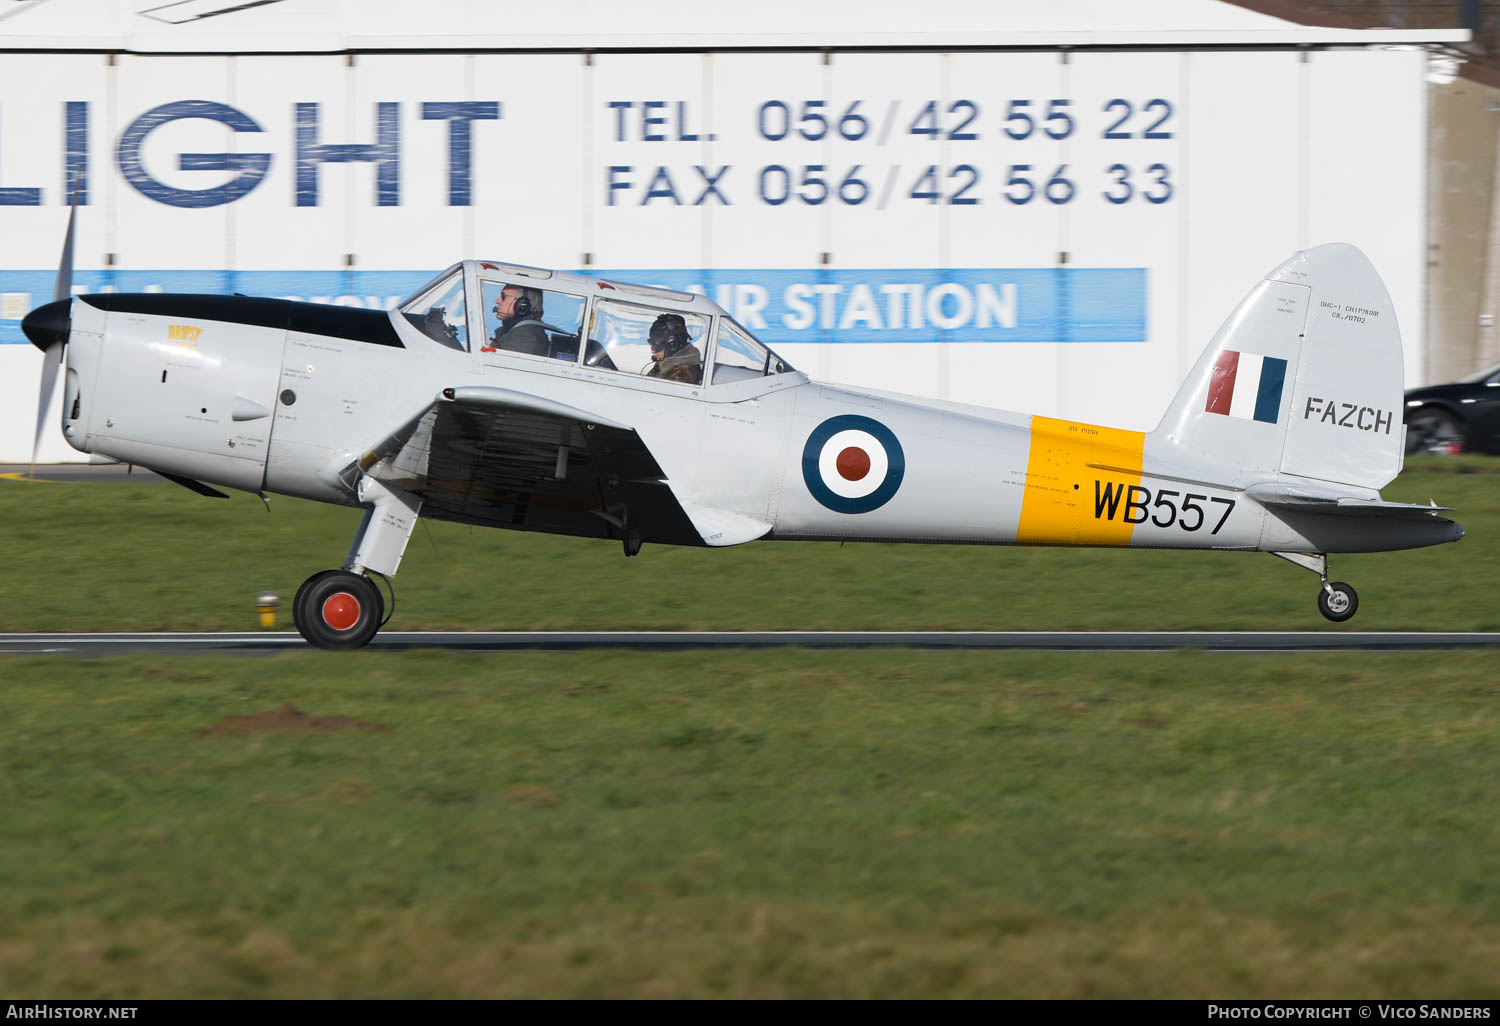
(587, 299), (709, 385)
(400, 269), (468, 352)
(712, 319), (793, 383)
(479, 281), (587, 362)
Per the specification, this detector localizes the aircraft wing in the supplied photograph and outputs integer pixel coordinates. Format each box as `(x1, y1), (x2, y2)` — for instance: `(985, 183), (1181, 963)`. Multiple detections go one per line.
(351, 385), (767, 547)
(1244, 481), (1455, 518)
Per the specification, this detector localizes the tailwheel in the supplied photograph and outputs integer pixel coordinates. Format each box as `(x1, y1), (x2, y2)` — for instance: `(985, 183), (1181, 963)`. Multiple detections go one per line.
(293, 570), (385, 649)
(1317, 581), (1359, 623)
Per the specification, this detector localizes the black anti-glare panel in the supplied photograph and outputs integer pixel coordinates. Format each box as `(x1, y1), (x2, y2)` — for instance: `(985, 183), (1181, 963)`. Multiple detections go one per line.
(80, 294), (404, 348)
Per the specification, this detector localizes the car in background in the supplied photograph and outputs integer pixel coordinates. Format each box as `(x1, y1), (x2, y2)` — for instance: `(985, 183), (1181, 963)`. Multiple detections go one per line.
(1404, 361), (1500, 454)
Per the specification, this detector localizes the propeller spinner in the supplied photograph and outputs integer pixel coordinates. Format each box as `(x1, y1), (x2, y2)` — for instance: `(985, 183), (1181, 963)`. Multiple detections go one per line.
(21, 299), (70, 352)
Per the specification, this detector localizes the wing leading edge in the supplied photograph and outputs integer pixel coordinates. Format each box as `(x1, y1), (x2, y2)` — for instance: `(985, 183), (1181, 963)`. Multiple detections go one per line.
(352, 385), (768, 549)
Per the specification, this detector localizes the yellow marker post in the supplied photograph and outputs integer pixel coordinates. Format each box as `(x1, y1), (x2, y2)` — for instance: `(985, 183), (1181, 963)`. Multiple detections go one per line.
(257, 591), (281, 629)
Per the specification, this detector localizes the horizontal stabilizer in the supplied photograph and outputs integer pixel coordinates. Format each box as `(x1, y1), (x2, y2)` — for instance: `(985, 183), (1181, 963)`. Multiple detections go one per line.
(1245, 481), (1453, 516)
(1332, 497), (1455, 516)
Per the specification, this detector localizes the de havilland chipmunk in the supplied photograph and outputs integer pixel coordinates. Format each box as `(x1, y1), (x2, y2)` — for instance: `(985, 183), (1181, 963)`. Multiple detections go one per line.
(22, 206), (1462, 647)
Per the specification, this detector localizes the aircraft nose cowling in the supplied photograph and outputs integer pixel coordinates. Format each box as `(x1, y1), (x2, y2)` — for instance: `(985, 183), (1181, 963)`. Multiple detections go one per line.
(22, 299), (70, 351)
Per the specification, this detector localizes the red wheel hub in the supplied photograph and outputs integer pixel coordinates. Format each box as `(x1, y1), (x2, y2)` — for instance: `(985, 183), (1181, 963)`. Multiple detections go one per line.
(321, 591), (362, 631)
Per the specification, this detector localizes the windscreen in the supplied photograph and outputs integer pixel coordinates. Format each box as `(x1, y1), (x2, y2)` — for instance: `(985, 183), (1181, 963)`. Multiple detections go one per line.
(712, 319), (794, 384)
(400, 268), (469, 352)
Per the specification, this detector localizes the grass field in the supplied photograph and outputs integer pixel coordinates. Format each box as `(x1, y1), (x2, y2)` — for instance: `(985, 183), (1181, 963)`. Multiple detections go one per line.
(1, 459), (1498, 997)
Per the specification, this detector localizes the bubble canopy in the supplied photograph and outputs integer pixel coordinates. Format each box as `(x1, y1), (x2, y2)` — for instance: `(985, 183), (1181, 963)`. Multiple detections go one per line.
(398, 261), (795, 387)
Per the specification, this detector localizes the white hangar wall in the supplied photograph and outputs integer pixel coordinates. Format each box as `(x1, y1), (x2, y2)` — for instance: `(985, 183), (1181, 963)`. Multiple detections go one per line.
(0, 44), (1429, 460)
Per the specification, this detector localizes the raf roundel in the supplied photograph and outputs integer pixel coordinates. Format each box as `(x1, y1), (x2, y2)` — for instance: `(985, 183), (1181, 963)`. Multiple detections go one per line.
(801, 415), (906, 514)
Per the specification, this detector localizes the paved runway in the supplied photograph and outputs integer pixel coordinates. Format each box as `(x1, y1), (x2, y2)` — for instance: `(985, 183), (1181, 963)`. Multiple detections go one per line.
(2, 630), (1499, 655)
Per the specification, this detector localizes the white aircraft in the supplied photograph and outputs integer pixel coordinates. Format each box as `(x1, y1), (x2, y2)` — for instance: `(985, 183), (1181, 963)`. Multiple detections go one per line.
(22, 212), (1462, 647)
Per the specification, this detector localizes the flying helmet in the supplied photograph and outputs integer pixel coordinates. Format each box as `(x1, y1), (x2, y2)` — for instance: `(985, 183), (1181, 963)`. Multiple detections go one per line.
(648, 313), (691, 357)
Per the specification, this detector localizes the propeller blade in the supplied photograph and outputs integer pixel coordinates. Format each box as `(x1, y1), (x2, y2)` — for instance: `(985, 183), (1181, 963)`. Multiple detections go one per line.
(31, 194), (79, 474)
(54, 190), (77, 303)
(31, 343), (62, 472)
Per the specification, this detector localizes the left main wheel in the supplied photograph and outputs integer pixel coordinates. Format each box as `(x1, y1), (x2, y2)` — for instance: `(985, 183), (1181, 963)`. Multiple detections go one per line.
(293, 570), (385, 649)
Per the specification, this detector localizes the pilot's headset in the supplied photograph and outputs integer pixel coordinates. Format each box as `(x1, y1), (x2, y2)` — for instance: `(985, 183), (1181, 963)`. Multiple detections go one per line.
(649, 314), (690, 357)
(515, 287), (543, 321)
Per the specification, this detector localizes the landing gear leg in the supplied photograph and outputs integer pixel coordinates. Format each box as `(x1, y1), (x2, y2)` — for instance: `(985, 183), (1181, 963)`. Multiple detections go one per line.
(1269, 551), (1360, 624)
(293, 477), (421, 650)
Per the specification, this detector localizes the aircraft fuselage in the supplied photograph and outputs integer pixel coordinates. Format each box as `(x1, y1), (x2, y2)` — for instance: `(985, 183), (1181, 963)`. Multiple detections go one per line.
(51, 291), (1456, 558)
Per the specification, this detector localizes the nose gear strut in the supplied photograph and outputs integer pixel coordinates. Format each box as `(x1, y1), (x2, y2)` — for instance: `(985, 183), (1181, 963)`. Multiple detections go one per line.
(292, 475), (421, 649)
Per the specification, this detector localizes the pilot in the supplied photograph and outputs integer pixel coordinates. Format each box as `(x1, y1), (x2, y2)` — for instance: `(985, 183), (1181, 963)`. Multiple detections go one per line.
(487, 284), (549, 357)
(645, 313), (702, 385)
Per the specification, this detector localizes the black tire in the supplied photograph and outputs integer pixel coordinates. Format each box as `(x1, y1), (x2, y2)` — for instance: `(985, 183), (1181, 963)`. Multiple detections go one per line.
(1405, 409), (1466, 455)
(1317, 581), (1359, 623)
(293, 570), (384, 649)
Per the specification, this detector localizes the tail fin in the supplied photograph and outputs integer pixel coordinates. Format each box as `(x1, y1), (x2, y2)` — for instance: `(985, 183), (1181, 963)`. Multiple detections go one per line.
(1152, 243), (1404, 491)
